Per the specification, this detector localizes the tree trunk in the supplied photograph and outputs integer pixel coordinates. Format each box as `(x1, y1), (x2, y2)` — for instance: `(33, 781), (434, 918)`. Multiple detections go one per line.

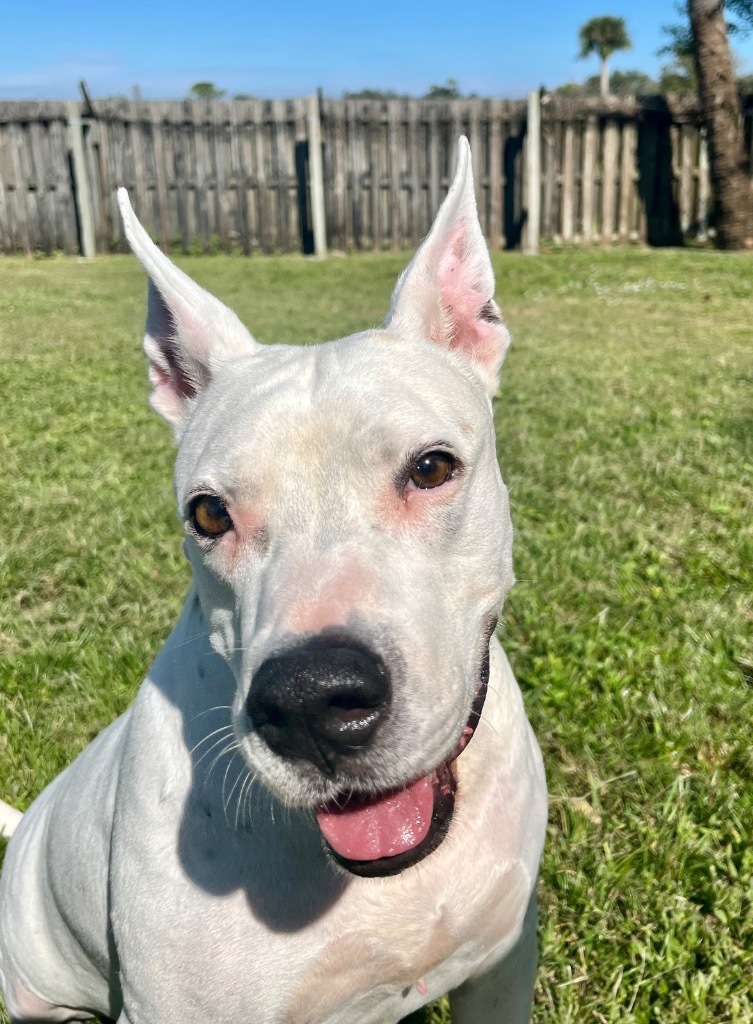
(600, 55), (609, 99)
(690, 0), (753, 248)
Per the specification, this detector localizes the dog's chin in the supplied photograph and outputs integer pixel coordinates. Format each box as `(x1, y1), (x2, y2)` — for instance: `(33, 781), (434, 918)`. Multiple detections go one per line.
(314, 681), (487, 878)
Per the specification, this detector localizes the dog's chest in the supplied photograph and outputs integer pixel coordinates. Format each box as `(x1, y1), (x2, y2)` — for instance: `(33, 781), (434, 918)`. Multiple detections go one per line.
(274, 846), (528, 1024)
(284, 929), (478, 1023)
(114, 801), (533, 1024)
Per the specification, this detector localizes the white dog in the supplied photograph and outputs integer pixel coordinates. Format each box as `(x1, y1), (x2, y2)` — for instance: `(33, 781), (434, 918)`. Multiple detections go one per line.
(0, 138), (546, 1024)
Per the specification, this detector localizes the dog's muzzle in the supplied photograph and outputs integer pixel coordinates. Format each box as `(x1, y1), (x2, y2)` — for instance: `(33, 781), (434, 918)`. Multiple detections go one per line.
(247, 629), (490, 879)
(246, 639), (391, 776)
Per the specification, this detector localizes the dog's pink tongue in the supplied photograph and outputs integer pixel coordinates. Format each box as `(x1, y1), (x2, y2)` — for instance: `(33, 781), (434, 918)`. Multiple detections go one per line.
(316, 776), (434, 861)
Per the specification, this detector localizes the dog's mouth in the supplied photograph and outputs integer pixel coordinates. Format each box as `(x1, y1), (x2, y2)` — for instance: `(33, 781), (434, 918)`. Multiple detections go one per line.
(314, 681), (487, 877)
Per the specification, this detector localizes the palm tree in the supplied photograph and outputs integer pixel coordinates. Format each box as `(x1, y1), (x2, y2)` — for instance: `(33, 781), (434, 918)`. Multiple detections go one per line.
(578, 16), (632, 98)
(689, 0), (753, 247)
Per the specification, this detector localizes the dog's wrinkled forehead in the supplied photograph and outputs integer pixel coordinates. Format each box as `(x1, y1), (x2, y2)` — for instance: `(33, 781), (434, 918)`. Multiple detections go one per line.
(174, 331), (491, 499)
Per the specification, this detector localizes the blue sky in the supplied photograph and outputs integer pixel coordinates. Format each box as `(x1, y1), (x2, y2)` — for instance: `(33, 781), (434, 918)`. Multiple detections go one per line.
(2, 0), (752, 101)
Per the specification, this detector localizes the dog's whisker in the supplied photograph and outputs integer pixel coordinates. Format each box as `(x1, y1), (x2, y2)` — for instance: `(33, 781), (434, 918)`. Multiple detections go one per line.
(192, 728), (235, 765)
(329, 786), (351, 813)
(190, 724), (234, 757)
(222, 752), (245, 825)
(240, 777), (251, 829)
(505, 470), (533, 495)
(243, 773), (261, 830)
(247, 774), (268, 831)
(206, 741), (239, 784)
(235, 770), (254, 831)
(484, 679), (504, 701)
(236, 776), (250, 831)
(221, 745), (241, 798)
(204, 744), (235, 782)
(163, 630), (212, 651)
(189, 705), (233, 724)
(478, 715), (502, 741)
(221, 754), (235, 819)
(195, 738), (236, 775)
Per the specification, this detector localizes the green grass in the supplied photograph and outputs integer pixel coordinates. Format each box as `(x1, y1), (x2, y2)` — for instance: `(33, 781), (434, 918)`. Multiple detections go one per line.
(0, 248), (751, 1023)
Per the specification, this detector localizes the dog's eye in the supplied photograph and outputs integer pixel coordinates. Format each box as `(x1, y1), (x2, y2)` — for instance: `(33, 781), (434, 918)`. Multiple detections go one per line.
(409, 452), (455, 489)
(190, 495), (233, 538)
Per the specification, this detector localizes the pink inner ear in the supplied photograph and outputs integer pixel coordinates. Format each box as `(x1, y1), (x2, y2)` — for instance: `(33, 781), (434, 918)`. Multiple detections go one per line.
(149, 363), (172, 390)
(435, 223), (506, 371)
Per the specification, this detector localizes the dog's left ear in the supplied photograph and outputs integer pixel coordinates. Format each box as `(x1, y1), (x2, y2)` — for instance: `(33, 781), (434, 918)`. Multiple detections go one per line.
(386, 137), (509, 395)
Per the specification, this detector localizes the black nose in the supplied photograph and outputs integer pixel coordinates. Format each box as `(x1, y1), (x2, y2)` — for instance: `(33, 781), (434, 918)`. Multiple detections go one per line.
(246, 640), (391, 775)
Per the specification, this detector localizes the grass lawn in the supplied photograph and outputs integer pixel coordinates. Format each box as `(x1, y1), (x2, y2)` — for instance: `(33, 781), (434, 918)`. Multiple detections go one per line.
(0, 247), (751, 1024)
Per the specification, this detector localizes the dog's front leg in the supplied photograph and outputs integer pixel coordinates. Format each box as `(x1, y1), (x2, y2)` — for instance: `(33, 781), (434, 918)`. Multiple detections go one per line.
(448, 893), (538, 1024)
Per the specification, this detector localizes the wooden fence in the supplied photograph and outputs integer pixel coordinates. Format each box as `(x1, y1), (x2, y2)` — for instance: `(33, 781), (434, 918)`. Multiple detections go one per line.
(1, 94), (752, 255)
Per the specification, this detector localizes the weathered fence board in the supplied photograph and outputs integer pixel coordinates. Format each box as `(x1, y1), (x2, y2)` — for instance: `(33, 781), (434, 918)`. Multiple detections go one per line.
(1, 95), (753, 254)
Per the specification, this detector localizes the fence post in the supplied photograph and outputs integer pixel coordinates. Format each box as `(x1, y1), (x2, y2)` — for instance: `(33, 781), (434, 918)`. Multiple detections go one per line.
(66, 100), (96, 258)
(697, 125), (710, 242)
(525, 90), (541, 254)
(307, 94), (327, 258)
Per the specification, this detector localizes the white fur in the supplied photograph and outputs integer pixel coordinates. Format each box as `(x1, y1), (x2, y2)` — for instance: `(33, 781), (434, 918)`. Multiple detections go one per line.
(0, 139), (547, 1024)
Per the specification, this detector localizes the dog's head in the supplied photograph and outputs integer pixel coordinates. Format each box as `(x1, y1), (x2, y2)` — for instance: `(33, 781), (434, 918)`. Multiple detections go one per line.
(120, 138), (514, 876)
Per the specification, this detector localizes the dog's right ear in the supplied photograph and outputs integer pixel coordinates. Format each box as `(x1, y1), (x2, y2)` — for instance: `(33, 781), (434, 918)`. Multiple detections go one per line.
(118, 189), (258, 435)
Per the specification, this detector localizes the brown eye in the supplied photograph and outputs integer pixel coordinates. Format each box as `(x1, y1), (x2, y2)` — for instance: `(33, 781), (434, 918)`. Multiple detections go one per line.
(190, 495), (233, 538)
(409, 452), (455, 489)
